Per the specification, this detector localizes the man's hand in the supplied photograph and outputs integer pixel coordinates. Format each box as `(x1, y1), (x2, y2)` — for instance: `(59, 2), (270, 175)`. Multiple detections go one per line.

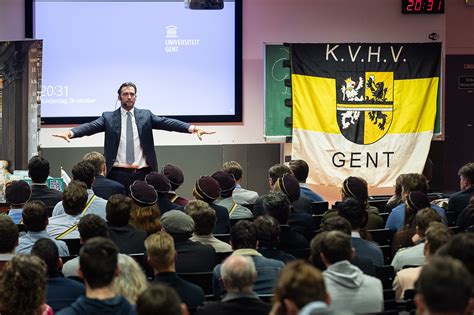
(53, 131), (73, 143)
(189, 125), (216, 141)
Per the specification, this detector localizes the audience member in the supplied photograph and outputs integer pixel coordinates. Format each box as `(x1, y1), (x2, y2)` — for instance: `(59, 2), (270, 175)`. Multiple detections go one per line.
(386, 174), (407, 211)
(289, 159), (324, 202)
(0, 216), (19, 271)
(309, 231), (328, 272)
(222, 161), (258, 205)
(0, 255), (52, 315)
(57, 237), (135, 315)
(161, 210), (216, 273)
(162, 164), (189, 206)
(5, 180), (31, 224)
(106, 194), (147, 254)
(62, 214), (108, 277)
(129, 180), (161, 234)
(187, 200), (233, 253)
(392, 222), (452, 300)
(196, 255), (271, 315)
(391, 207), (442, 271)
(448, 162), (474, 214)
(320, 231), (383, 313)
(145, 231), (205, 309)
(436, 232), (474, 276)
(415, 257), (473, 315)
(145, 172), (179, 215)
(385, 173), (446, 231)
(47, 181), (88, 239)
(271, 261), (334, 315)
(31, 238), (85, 312)
(83, 151), (125, 199)
(137, 284), (189, 315)
(17, 200), (69, 256)
(456, 196), (474, 230)
(213, 220), (284, 298)
(254, 215), (295, 264)
(212, 170), (254, 219)
(28, 155), (63, 217)
(52, 161), (108, 218)
(113, 254), (148, 305)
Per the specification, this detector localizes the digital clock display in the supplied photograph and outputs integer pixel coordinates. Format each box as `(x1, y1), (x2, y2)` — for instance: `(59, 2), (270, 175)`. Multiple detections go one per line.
(402, 0), (444, 14)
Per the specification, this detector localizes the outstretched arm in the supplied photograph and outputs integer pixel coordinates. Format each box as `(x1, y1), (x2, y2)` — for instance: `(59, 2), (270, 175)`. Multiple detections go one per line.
(188, 125), (216, 141)
(52, 115), (106, 142)
(53, 130), (73, 142)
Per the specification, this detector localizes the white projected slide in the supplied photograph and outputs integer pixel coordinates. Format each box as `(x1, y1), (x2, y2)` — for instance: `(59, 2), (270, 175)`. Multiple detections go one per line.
(35, 0), (240, 123)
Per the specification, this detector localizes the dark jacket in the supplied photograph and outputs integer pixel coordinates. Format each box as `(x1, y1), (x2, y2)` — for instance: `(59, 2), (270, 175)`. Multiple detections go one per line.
(30, 184), (63, 217)
(46, 272), (85, 313)
(195, 293), (270, 315)
(56, 295), (135, 315)
(154, 272), (205, 309)
(92, 175), (126, 200)
(174, 239), (216, 273)
(107, 224), (147, 254)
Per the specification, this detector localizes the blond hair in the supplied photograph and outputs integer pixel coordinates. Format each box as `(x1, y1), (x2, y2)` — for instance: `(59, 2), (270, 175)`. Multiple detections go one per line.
(130, 203), (161, 234)
(145, 231), (175, 270)
(113, 254), (148, 304)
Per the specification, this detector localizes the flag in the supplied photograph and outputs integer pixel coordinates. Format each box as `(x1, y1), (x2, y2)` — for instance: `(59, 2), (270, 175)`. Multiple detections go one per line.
(291, 43), (441, 187)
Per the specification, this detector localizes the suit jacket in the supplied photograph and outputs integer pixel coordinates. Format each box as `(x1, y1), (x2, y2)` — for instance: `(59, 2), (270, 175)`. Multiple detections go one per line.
(448, 186), (474, 213)
(92, 175), (126, 200)
(71, 108), (191, 174)
(30, 184), (63, 217)
(195, 293), (270, 315)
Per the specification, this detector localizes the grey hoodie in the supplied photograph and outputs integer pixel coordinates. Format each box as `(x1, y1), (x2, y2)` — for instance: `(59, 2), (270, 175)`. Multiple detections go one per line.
(323, 260), (383, 314)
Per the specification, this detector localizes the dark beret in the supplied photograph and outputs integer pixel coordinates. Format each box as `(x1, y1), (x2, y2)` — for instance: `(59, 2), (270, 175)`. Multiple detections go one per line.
(342, 177), (368, 201)
(211, 171), (235, 198)
(146, 172), (172, 194)
(129, 180), (157, 206)
(5, 180), (31, 206)
(193, 176), (221, 202)
(406, 191), (430, 211)
(162, 164), (184, 187)
(275, 174), (300, 202)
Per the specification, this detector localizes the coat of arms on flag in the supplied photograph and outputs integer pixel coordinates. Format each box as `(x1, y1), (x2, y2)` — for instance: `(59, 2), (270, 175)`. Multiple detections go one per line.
(290, 43), (441, 187)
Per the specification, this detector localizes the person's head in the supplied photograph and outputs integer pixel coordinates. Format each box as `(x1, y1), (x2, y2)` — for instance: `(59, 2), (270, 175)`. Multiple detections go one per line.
(268, 164), (292, 188)
(394, 173), (408, 198)
(288, 159), (310, 183)
(0, 216), (18, 254)
(337, 197), (368, 231)
(129, 181), (161, 234)
(130, 180), (158, 207)
(106, 194), (133, 227)
(274, 173), (301, 202)
(423, 222), (452, 258)
(340, 176), (368, 203)
(230, 220), (257, 250)
(145, 172), (172, 196)
(27, 155), (50, 183)
(185, 200), (216, 236)
(254, 215), (280, 247)
(31, 238), (61, 276)
(273, 260), (329, 315)
(0, 255), (47, 315)
(262, 191), (291, 224)
(145, 231), (176, 272)
(113, 254), (148, 305)
(161, 164), (184, 191)
(22, 200), (48, 232)
(72, 161), (96, 189)
(161, 210), (194, 239)
(78, 214), (108, 242)
(82, 151), (106, 176)
(79, 237), (119, 289)
(415, 257), (473, 315)
(221, 255), (257, 293)
(404, 191), (431, 228)
(211, 171), (236, 198)
(320, 216), (352, 235)
(436, 233), (474, 276)
(458, 162), (474, 191)
(5, 180), (31, 207)
(118, 82), (137, 111)
(222, 161), (243, 183)
(414, 207), (442, 238)
(320, 230), (354, 265)
(192, 176), (221, 203)
(62, 181), (88, 216)
(137, 284), (188, 315)
(401, 173), (428, 201)
(309, 231), (328, 271)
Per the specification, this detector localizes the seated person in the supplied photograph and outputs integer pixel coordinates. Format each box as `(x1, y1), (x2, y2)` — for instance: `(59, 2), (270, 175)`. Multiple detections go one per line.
(162, 164), (189, 206)
(129, 180), (161, 235)
(0, 216), (19, 271)
(448, 162), (474, 214)
(289, 159), (324, 202)
(137, 284), (189, 315)
(212, 171), (254, 219)
(145, 172), (180, 215)
(254, 215), (295, 264)
(222, 161), (258, 205)
(5, 180), (31, 224)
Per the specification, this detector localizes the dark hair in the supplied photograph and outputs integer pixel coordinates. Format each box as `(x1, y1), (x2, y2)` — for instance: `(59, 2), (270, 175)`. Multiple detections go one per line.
(62, 181), (88, 215)
(78, 214), (108, 242)
(436, 233), (474, 276)
(415, 207), (442, 237)
(117, 82), (137, 96)
(262, 192), (291, 224)
(72, 161), (96, 189)
(254, 215), (280, 246)
(320, 230), (352, 264)
(106, 194), (133, 227)
(82, 151), (105, 176)
(136, 284), (182, 315)
(22, 200), (48, 232)
(321, 216), (352, 235)
(424, 222), (452, 256)
(185, 200), (216, 236)
(458, 162), (474, 184)
(27, 155), (50, 183)
(79, 237), (118, 289)
(337, 197), (368, 230)
(402, 173), (428, 194)
(222, 161), (243, 181)
(309, 232), (327, 271)
(0, 216), (19, 253)
(268, 164), (291, 185)
(31, 238), (59, 275)
(230, 220), (257, 250)
(288, 159), (309, 183)
(416, 257), (472, 314)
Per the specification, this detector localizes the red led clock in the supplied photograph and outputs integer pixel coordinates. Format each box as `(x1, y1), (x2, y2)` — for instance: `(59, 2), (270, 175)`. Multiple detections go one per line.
(402, 0), (444, 14)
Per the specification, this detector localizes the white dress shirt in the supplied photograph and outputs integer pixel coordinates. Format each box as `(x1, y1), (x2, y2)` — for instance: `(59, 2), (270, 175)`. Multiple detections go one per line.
(114, 107), (147, 168)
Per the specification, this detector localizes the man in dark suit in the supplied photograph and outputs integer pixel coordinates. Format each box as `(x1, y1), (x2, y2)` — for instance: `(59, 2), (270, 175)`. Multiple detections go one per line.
(82, 151), (125, 200)
(28, 156), (63, 217)
(448, 162), (474, 214)
(54, 82), (213, 190)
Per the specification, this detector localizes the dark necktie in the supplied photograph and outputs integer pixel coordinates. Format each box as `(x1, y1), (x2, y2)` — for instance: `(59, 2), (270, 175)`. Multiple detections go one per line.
(126, 112), (134, 165)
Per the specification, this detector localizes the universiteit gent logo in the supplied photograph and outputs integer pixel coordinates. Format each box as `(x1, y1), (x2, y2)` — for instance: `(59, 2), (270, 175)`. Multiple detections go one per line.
(164, 25), (200, 53)
(336, 71), (394, 145)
